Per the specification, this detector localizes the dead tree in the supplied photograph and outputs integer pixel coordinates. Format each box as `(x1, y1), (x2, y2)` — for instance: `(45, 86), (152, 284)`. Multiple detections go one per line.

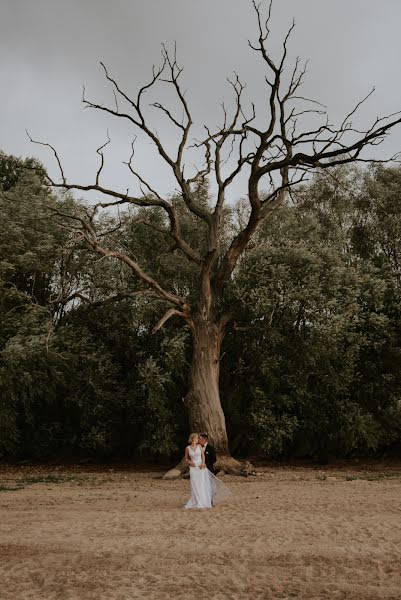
(29, 1), (401, 476)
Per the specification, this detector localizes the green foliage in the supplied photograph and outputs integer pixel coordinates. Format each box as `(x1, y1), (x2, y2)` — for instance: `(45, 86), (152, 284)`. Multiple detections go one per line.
(1, 151), (401, 461)
(222, 166), (401, 459)
(0, 152), (186, 458)
(0, 151), (45, 192)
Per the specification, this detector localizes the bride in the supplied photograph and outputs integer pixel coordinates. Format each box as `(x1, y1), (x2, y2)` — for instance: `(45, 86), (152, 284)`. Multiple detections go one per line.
(184, 432), (231, 509)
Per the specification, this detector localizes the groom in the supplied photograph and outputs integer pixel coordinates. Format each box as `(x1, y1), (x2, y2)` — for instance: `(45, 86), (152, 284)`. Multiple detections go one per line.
(199, 433), (217, 474)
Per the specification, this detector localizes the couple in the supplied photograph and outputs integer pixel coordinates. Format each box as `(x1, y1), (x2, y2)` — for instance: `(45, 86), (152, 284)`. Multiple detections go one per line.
(184, 432), (231, 509)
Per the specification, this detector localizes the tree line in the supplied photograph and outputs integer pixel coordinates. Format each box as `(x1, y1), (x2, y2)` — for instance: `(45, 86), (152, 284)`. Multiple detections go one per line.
(1, 151), (400, 463)
(13, 2), (401, 475)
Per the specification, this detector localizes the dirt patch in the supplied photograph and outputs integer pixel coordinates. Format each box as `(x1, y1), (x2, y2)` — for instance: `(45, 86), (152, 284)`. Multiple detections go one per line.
(1, 462), (401, 599)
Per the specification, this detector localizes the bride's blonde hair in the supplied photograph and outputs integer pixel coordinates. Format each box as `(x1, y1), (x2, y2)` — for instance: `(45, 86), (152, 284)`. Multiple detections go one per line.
(188, 432), (199, 444)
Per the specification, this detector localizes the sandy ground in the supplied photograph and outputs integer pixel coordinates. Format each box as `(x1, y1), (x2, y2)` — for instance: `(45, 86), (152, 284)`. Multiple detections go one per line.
(0, 461), (401, 600)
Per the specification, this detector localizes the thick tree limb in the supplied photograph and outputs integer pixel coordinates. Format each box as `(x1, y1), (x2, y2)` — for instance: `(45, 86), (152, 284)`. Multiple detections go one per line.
(152, 307), (189, 333)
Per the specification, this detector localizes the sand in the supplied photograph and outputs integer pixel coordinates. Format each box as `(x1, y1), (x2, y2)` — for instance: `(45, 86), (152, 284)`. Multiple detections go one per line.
(0, 461), (400, 600)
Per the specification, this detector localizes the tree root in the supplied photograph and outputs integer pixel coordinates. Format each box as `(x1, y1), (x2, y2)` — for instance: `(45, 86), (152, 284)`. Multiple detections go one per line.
(162, 455), (256, 479)
(216, 456), (257, 477)
(163, 457), (188, 479)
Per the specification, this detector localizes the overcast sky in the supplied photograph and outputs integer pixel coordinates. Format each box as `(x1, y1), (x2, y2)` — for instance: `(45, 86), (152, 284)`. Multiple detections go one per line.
(1, 0), (401, 202)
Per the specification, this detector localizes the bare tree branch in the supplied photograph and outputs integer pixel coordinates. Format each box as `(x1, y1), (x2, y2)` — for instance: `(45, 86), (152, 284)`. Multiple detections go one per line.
(29, 0), (401, 336)
(51, 288), (160, 307)
(95, 130), (111, 185)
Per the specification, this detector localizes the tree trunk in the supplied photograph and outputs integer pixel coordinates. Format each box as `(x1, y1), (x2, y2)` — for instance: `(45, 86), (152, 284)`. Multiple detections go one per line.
(163, 315), (256, 478)
(186, 317), (228, 452)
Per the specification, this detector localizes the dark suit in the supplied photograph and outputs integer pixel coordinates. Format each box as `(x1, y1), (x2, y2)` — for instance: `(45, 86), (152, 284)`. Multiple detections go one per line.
(203, 443), (217, 474)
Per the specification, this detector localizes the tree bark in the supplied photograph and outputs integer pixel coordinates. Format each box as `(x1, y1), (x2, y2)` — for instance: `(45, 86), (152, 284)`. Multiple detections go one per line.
(185, 317), (228, 453)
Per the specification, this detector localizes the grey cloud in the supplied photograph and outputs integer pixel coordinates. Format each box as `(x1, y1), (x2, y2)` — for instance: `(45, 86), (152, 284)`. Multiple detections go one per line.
(1, 0), (401, 201)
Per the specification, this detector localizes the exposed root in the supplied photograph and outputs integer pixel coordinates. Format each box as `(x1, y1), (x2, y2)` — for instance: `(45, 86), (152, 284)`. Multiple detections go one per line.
(215, 456), (257, 477)
(162, 455), (256, 479)
(163, 457), (188, 479)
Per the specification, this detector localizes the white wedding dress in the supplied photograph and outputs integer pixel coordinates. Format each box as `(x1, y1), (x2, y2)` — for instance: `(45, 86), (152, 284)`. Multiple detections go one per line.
(184, 444), (231, 509)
